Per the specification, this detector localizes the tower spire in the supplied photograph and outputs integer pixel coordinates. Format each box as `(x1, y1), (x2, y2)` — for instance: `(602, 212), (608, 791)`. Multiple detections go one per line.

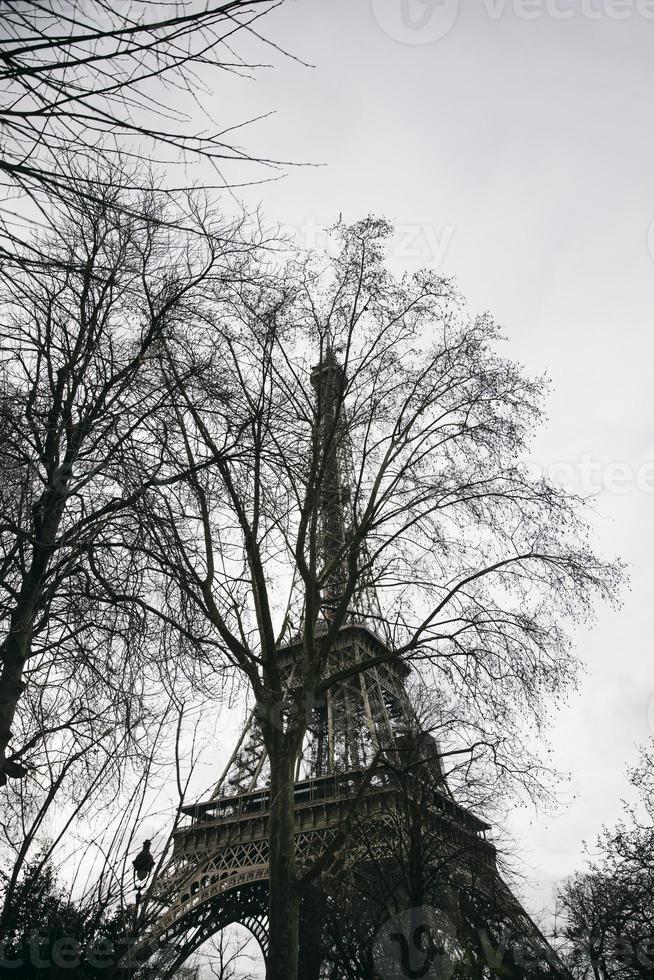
(308, 342), (385, 632)
(310, 342), (351, 621)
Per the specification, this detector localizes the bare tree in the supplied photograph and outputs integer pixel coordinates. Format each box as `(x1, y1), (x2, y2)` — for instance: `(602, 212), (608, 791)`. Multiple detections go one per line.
(0, 0), (292, 263)
(558, 742), (654, 980)
(172, 926), (259, 979)
(0, 163), (265, 786)
(132, 217), (621, 980)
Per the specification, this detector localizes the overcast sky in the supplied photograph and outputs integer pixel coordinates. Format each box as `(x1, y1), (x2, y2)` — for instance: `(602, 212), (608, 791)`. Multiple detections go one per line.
(179, 0), (654, 926)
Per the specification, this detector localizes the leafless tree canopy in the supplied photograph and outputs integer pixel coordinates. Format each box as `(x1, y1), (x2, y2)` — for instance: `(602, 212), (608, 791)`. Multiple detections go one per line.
(139, 217), (619, 773)
(558, 742), (654, 980)
(128, 216), (621, 979)
(0, 166), (267, 789)
(0, 0), (289, 261)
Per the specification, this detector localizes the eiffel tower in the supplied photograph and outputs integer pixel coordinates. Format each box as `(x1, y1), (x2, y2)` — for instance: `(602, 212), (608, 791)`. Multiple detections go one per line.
(128, 347), (568, 979)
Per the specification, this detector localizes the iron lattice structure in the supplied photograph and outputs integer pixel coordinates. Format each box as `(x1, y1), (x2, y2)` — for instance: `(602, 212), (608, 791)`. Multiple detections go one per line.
(127, 349), (569, 979)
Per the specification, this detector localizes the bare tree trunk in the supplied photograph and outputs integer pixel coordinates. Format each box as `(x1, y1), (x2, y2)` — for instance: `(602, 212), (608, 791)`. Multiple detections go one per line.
(267, 746), (299, 980)
(0, 490), (66, 781)
(298, 885), (325, 980)
(0, 613), (32, 784)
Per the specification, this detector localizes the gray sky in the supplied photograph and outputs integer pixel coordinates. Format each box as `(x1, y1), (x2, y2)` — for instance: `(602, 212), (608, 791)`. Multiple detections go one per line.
(183, 0), (654, 925)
